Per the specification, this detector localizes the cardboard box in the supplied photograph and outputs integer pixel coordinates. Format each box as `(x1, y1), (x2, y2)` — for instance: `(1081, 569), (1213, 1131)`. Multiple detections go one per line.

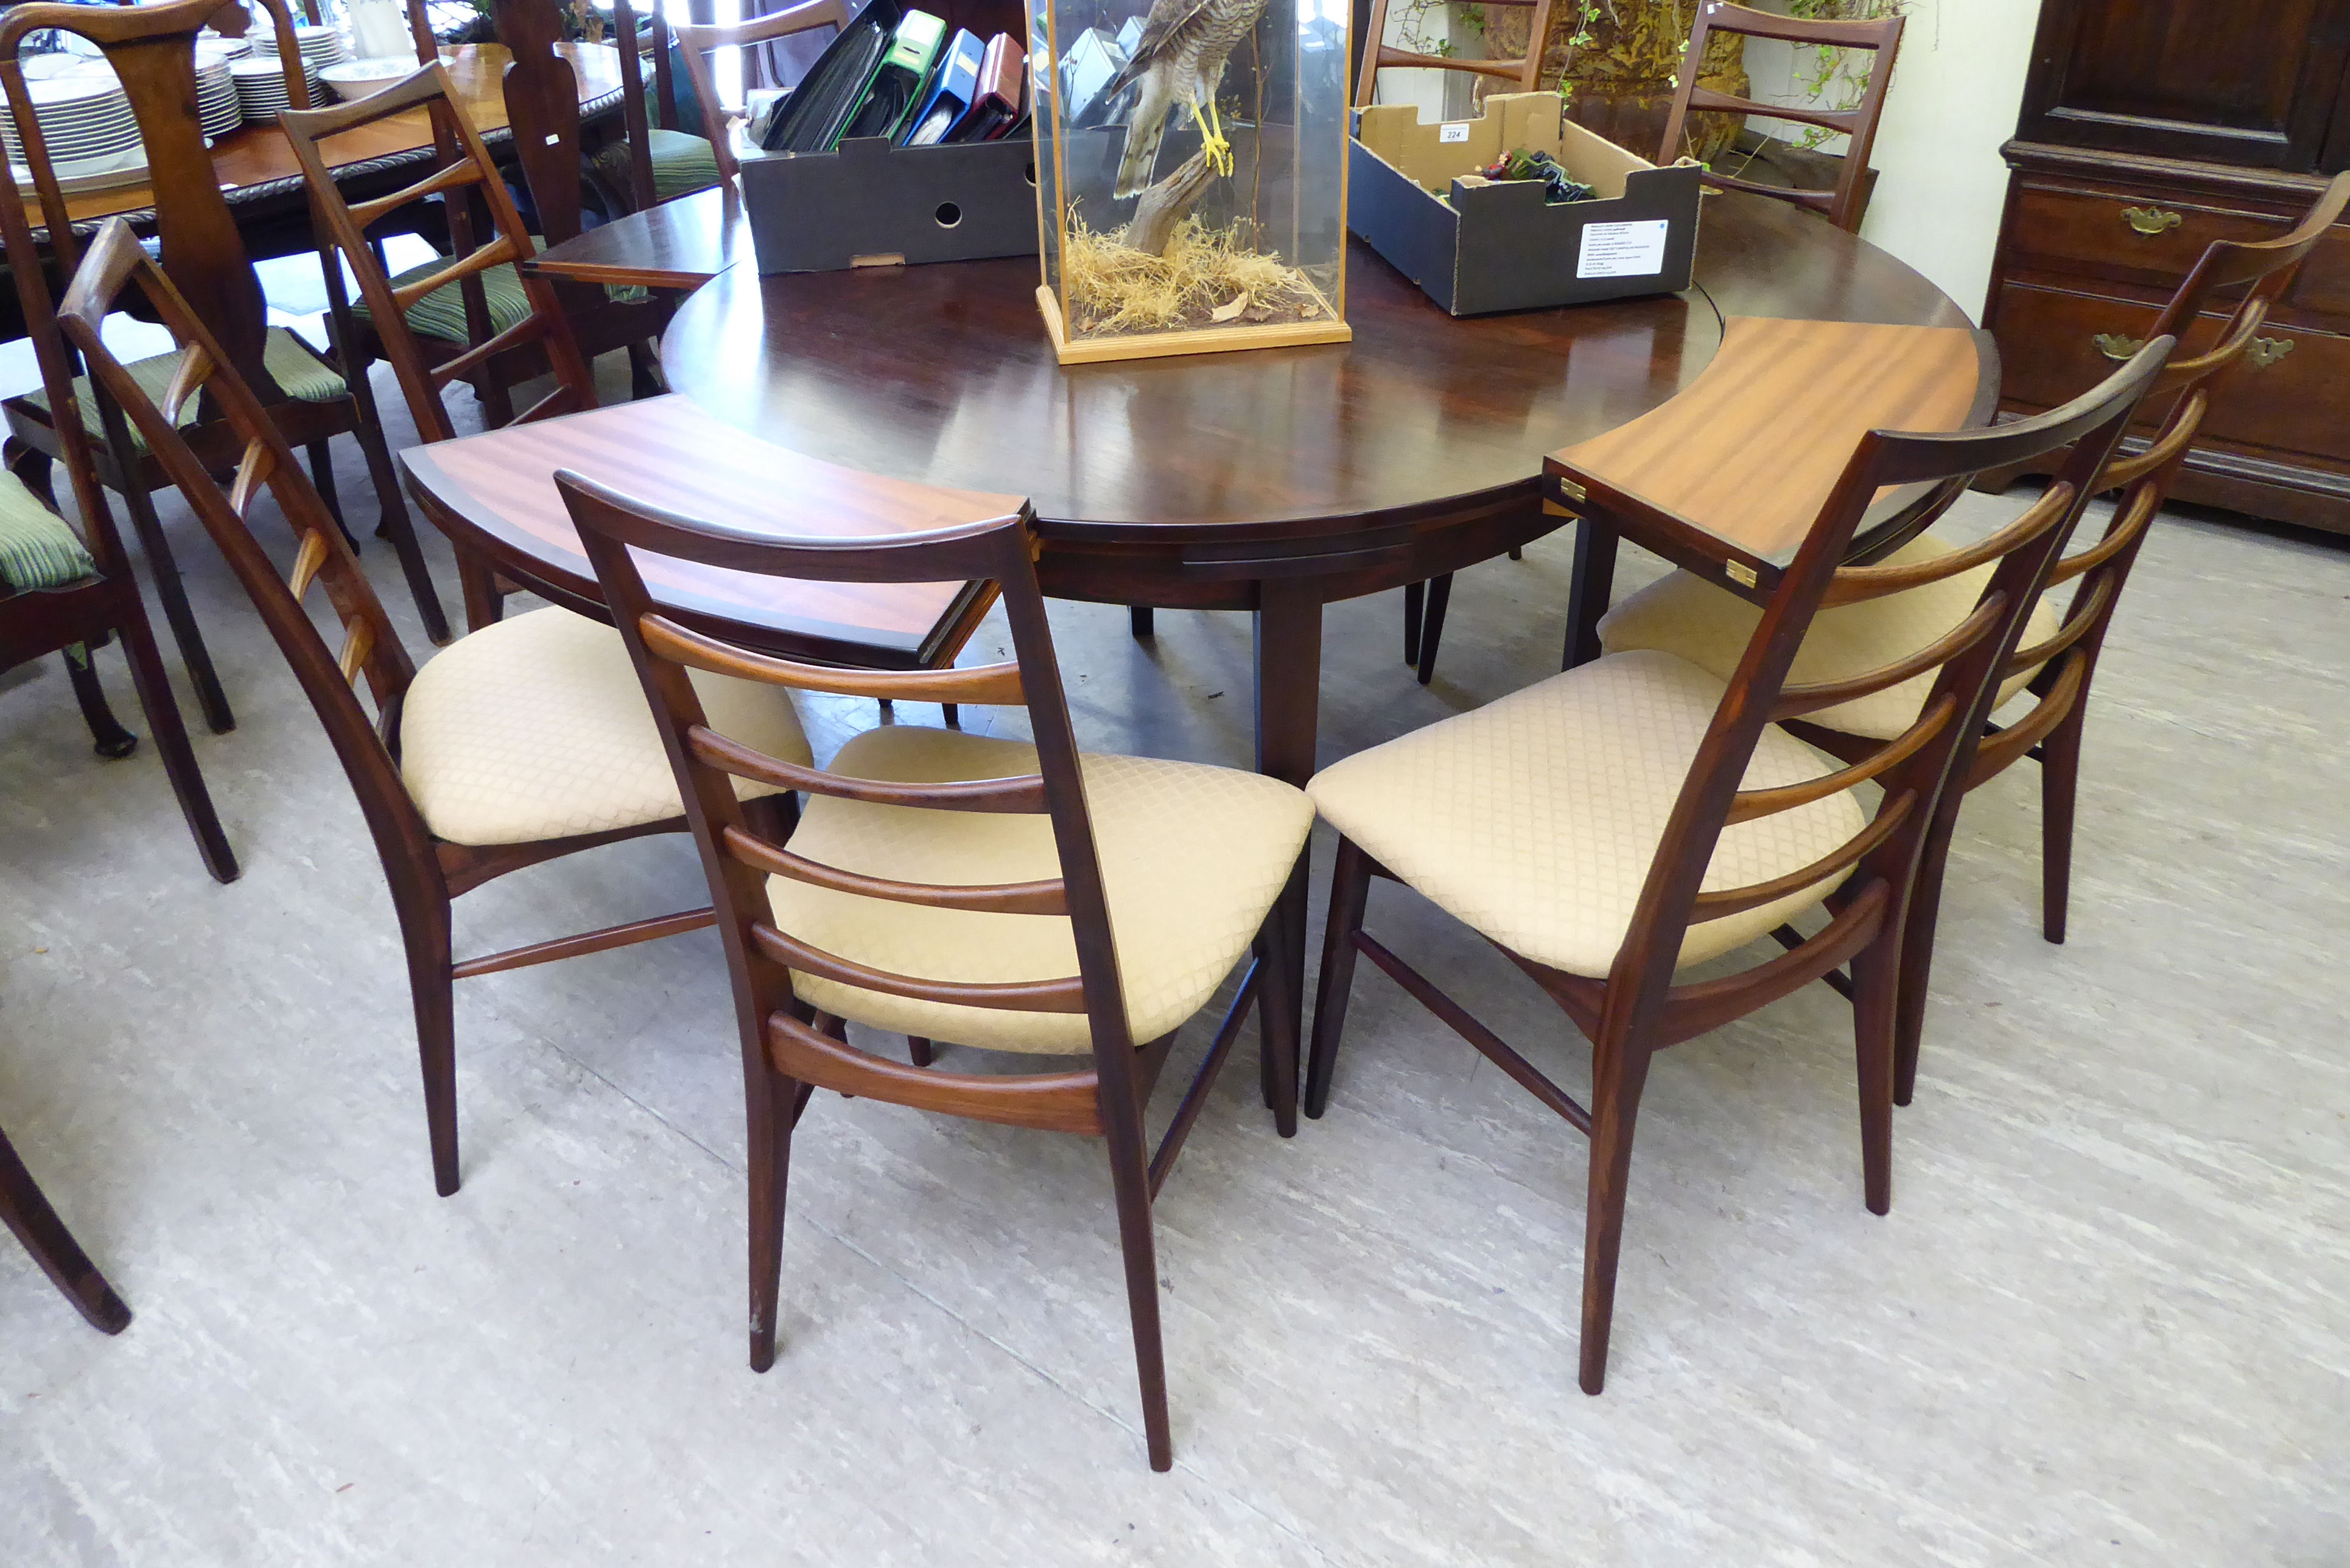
(1350, 93), (1702, 316)
(738, 133), (1041, 273)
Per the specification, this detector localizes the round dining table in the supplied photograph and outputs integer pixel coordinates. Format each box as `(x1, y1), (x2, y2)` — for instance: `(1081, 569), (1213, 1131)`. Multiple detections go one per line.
(649, 189), (1993, 1009)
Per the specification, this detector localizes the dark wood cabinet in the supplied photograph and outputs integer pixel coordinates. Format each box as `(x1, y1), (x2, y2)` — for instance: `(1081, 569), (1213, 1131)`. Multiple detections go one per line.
(1987, 0), (2350, 533)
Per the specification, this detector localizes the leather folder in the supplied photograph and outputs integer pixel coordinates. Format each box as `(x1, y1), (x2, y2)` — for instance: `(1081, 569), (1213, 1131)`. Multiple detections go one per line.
(945, 32), (1024, 144)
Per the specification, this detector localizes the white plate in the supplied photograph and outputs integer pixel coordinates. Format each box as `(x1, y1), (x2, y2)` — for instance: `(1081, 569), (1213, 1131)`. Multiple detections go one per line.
(13, 144), (148, 196)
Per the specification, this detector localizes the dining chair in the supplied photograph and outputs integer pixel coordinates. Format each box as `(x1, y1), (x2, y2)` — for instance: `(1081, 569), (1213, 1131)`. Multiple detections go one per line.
(594, 0), (724, 207)
(0, 0), (451, 739)
(1, 1113), (132, 1334)
(282, 61), (601, 629)
(1351, 0), (1554, 108)
(561, 467), (1315, 1472)
(668, 0), (848, 185)
(1302, 338), (2170, 1394)
(1596, 170), (2350, 1105)
(1657, 1), (1904, 235)
(1401, 1), (1909, 687)
(57, 215), (810, 1200)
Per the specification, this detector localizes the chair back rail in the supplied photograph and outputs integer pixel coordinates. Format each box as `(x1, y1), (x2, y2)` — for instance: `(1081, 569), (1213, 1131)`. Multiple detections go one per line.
(555, 469), (1150, 1133)
(280, 62), (598, 444)
(55, 219), (432, 866)
(1655, 1), (1904, 233)
(1590, 335), (2173, 1048)
(1352, 0), (1556, 109)
(670, 0), (848, 183)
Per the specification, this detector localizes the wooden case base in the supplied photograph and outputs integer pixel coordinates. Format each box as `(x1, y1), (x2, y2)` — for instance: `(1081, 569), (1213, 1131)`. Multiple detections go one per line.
(1035, 284), (1352, 365)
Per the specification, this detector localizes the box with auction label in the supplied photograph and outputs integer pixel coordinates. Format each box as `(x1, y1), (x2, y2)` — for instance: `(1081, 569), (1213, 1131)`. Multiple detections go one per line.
(1349, 93), (1701, 317)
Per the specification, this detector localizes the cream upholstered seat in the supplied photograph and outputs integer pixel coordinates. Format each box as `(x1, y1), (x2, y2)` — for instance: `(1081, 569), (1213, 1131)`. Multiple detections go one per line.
(1305, 650), (1865, 978)
(399, 606), (811, 847)
(1596, 533), (2062, 740)
(771, 726), (1314, 1054)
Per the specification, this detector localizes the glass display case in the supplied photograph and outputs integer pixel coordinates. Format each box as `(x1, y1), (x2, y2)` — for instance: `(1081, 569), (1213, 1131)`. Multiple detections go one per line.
(1028, 0), (1351, 362)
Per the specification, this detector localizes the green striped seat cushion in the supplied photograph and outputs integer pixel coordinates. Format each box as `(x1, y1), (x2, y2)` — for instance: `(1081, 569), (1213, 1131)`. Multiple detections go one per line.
(0, 467), (95, 591)
(25, 327), (345, 453)
(363, 251), (648, 343)
(592, 128), (723, 203)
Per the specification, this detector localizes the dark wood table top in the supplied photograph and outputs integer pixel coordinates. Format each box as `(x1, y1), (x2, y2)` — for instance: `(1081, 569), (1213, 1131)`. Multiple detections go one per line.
(528, 183), (751, 291)
(658, 192), (1992, 547)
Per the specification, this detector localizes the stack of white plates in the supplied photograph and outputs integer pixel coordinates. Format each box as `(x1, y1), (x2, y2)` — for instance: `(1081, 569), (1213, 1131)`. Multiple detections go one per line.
(1, 71), (141, 170)
(195, 40), (242, 141)
(233, 24), (345, 120)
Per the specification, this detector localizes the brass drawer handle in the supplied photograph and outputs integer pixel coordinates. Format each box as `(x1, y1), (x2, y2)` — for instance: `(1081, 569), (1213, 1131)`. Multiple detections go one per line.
(2092, 333), (2145, 362)
(2247, 335), (2296, 369)
(2121, 205), (2183, 236)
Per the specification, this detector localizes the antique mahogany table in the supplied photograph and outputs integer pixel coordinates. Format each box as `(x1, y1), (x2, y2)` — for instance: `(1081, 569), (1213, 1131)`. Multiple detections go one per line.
(636, 189), (1994, 1013)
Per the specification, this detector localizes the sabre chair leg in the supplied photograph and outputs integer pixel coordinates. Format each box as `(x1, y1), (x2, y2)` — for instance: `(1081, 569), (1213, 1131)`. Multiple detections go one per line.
(907, 1036), (934, 1066)
(400, 895), (462, 1196)
(351, 397), (451, 643)
(0, 1121), (132, 1334)
(1415, 574), (1453, 685)
(1254, 905), (1301, 1137)
(1577, 1035), (1654, 1396)
(1103, 1102), (1173, 1471)
(2040, 701), (2086, 946)
(1892, 806), (1959, 1110)
(1401, 580), (1423, 668)
(1129, 605), (1154, 639)
(64, 646), (138, 758)
(306, 439), (357, 550)
(119, 609), (237, 883)
(1303, 836), (1373, 1119)
(1850, 933), (1898, 1216)
(625, 340), (665, 400)
(119, 477), (233, 734)
(746, 1056), (799, 1372)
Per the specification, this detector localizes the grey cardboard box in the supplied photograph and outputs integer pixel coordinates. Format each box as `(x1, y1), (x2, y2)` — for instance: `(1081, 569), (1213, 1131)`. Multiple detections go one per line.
(739, 132), (1041, 273)
(1350, 94), (1702, 315)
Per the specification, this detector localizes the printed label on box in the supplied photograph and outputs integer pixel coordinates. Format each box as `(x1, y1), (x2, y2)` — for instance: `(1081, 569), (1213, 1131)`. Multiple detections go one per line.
(1439, 121), (1470, 144)
(1577, 219), (1670, 279)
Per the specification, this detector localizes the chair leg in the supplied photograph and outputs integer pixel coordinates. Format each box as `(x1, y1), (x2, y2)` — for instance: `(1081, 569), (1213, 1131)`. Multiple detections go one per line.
(1577, 1035), (1655, 1396)
(63, 646), (138, 759)
(1401, 580), (1423, 668)
(1415, 574), (1453, 685)
(399, 896), (462, 1196)
(2040, 701), (2085, 945)
(1254, 899), (1302, 1137)
(941, 704), (960, 730)
(1893, 805), (1959, 1109)
(305, 439), (359, 550)
(1129, 605), (1154, 639)
(349, 399), (452, 644)
(907, 1036), (934, 1066)
(0, 1119), (131, 1334)
(1303, 836), (1373, 1119)
(625, 340), (665, 399)
(117, 477), (233, 734)
(746, 1054), (799, 1372)
(1850, 933), (1897, 1216)
(1103, 1102), (1172, 1471)
(118, 608), (237, 884)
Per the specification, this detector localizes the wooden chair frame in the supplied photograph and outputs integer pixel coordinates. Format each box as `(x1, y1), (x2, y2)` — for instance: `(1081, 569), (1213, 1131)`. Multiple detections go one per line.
(1, 1113), (132, 1334)
(561, 469), (1302, 1474)
(668, 0), (849, 184)
(0, 0), (449, 739)
(1306, 337), (2172, 1395)
(57, 217), (711, 1201)
(1658, 1), (1904, 234)
(1352, 0), (1556, 108)
(282, 61), (600, 631)
(1792, 170), (2350, 1107)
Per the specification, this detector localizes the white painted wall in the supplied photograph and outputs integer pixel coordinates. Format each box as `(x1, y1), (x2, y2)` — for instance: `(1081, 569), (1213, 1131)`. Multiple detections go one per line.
(1748, 0), (2043, 321)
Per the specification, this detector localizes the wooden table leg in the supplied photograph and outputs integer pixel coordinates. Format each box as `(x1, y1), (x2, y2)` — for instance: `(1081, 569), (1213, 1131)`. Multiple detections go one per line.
(1562, 516), (1620, 670)
(1253, 578), (1322, 1102)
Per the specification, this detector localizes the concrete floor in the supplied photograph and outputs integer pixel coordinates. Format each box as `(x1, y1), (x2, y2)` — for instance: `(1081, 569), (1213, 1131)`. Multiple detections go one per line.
(2, 357), (2347, 1566)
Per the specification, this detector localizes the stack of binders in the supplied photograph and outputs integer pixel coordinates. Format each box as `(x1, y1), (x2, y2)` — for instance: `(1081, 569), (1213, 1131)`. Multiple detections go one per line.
(761, 0), (1028, 155)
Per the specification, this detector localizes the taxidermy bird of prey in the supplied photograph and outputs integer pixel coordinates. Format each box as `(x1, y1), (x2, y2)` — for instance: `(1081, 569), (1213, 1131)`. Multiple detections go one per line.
(1106, 0), (1272, 199)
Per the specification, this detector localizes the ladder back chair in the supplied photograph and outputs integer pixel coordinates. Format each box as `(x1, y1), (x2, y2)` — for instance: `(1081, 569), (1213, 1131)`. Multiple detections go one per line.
(1352, 0), (1556, 108)
(0, 0), (450, 738)
(668, 0), (848, 185)
(1598, 169), (2350, 1105)
(1, 1111), (132, 1334)
(282, 61), (600, 628)
(1302, 338), (2171, 1395)
(561, 470), (1315, 1472)
(1658, 1), (1903, 234)
(57, 216), (812, 1200)
(597, 0), (726, 207)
